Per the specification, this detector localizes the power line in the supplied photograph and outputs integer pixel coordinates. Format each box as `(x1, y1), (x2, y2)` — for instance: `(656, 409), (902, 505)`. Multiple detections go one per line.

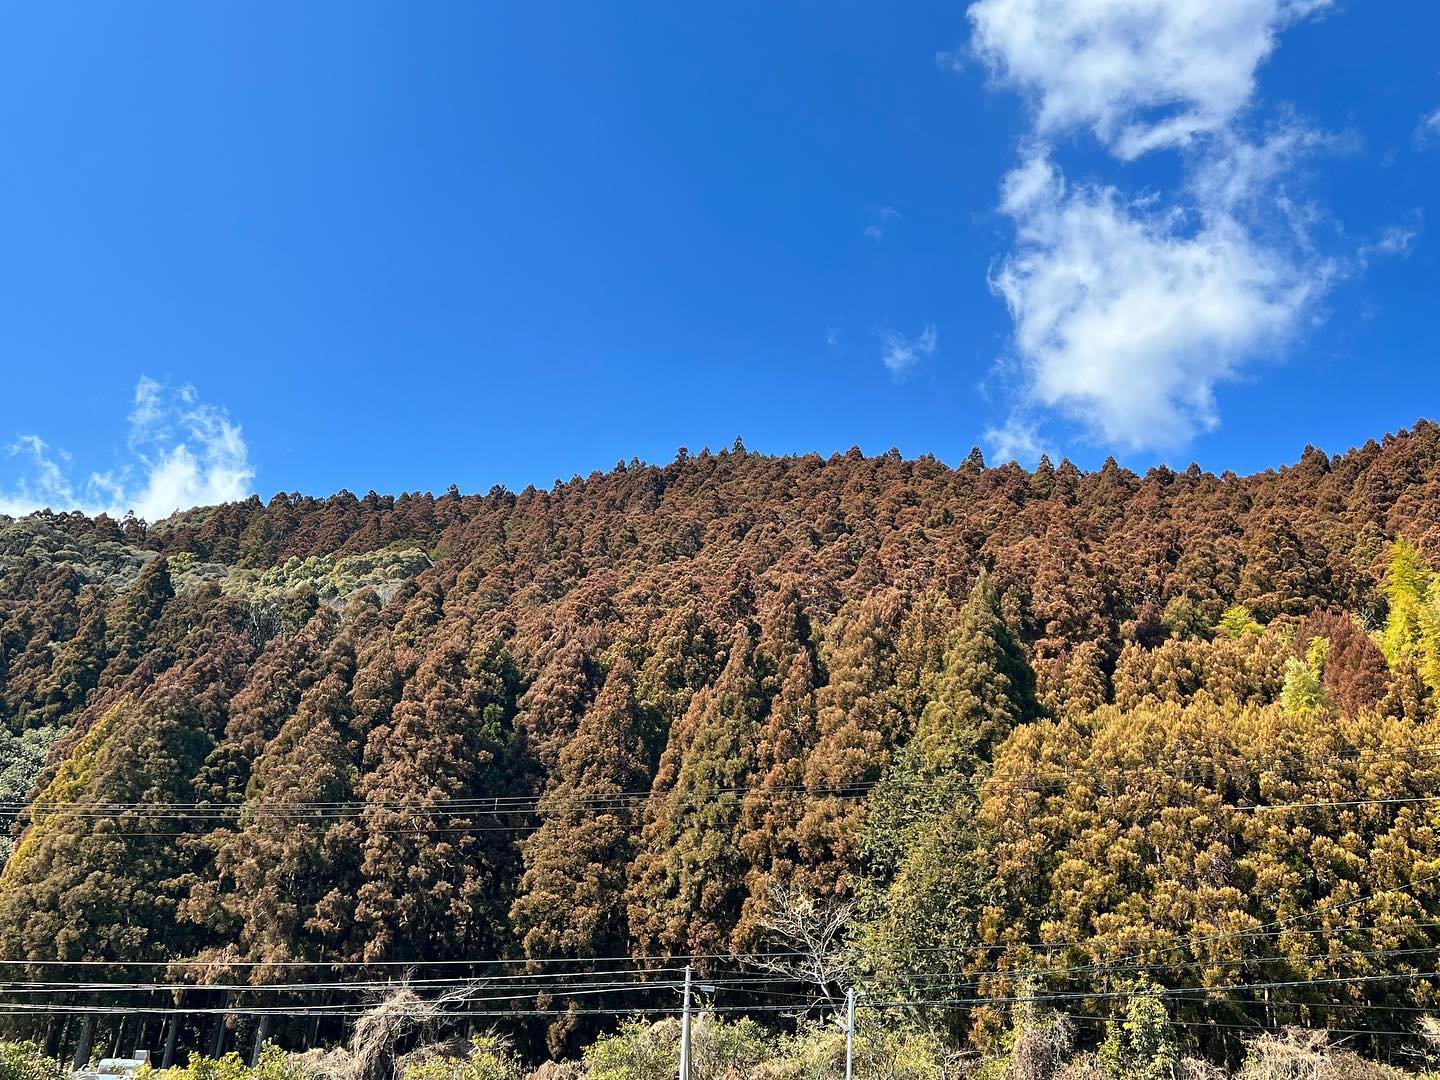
(11, 740), (1440, 824)
(0, 974), (810, 995)
(9, 944), (1440, 1002)
(16, 788), (1440, 839)
(888, 943), (1440, 985)
(0, 951), (800, 968)
(904, 918), (1440, 956)
(874, 967), (1440, 1008)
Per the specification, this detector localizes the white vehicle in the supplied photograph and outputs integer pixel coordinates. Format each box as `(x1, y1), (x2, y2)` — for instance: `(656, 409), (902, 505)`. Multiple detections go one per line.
(95, 1051), (150, 1080)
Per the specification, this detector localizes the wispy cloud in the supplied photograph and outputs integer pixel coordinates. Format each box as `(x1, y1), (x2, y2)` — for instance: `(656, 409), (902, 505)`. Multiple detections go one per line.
(935, 48), (967, 74)
(1, 436), (78, 516)
(1359, 223), (1419, 263)
(0, 377), (255, 521)
(969, 0), (1338, 453)
(1416, 106), (1440, 147)
(864, 205), (901, 241)
(984, 416), (1049, 465)
(879, 324), (938, 375)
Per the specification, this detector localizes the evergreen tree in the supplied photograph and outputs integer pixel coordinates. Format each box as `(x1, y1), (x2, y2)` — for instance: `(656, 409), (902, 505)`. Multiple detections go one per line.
(627, 626), (765, 956)
(100, 556), (174, 683)
(1097, 986), (1180, 1080)
(183, 671), (363, 968)
(355, 626), (523, 961)
(512, 659), (648, 960)
(633, 603), (724, 767)
(1298, 610), (1389, 719)
(911, 572), (1037, 773)
(1382, 535), (1432, 665)
(1280, 637), (1329, 714)
(515, 635), (602, 775)
(734, 585), (822, 944)
(36, 591), (108, 723)
(856, 574), (1037, 995)
(1216, 604), (1264, 639)
(793, 591), (909, 897)
(0, 637), (247, 971)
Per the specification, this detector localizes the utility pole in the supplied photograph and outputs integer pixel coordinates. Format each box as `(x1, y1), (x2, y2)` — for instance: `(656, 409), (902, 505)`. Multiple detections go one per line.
(844, 987), (856, 1080)
(678, 964), (694, 1080)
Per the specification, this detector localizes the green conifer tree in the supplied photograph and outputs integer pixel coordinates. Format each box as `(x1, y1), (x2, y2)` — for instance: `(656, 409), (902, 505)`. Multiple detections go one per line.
(184, 672), (363, 968)
(1382, 536), (1432, 665)
(856, 574), (1038, 995)
(512, 658), (648, 960)
(354, 626), (523, 961)
(911, 572), (1037, 773)
(626, 626), (765, 956)
(1280, 637), (1329, 714)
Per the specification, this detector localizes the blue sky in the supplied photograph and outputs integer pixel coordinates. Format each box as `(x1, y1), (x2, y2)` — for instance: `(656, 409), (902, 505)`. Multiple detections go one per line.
(0, 2), (1437, 517)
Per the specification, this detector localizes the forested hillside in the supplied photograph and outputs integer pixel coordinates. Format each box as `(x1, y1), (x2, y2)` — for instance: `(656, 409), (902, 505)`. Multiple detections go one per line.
(7, 425), (1440, 1066)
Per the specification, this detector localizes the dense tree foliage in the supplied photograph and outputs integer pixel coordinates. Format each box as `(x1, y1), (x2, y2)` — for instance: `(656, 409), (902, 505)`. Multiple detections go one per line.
(5, 425), (1440, 1062)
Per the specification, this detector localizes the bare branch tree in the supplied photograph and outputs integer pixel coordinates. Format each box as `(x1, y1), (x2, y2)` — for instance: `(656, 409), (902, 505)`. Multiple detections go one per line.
(749, 882), (855, 1006)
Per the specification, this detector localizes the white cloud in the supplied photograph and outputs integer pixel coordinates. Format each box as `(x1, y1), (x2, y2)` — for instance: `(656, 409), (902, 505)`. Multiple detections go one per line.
(0, 378), (255, 522)
(1417, 106), (1440, 147)
(864, 205), (901, 240)
(984, 416), (1049, 464)
(967, 0), (1332, 159)
(936, 47), (967, 74)
(879, 324), (938, 374)
(0, 437), (77, 517)
(1359, 224), (1418, 262)
(992, 151), (1322, 448)
(967, 0), (1342, 451)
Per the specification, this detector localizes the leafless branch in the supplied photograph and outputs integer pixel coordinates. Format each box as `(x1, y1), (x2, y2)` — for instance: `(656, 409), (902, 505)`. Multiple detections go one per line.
(749, 882), (854, 1006)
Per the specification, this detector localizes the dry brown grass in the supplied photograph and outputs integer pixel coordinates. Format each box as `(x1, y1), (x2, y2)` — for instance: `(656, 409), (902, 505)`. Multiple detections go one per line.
(345, 984), (482, 1080)
(1237, 1028), (1410, 1080)
(1010, 1014), (1075, 1080)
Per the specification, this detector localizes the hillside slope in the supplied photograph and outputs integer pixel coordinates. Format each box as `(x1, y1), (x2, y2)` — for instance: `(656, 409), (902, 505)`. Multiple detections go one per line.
(5, 425), (1440, 1056)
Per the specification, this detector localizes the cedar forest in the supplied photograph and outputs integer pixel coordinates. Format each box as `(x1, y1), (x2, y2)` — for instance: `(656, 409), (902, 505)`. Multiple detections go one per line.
(7, 426), (1440, 1071)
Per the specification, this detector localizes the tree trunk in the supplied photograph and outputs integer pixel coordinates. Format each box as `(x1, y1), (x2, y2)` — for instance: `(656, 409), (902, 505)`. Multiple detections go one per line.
(210, 1003), (227, 1059)
(72, 1015), (96, 1070)
(251, 1015), (270, 1066)
(43, 1016), (62, 1057)
(162, 1012), (181, 1069)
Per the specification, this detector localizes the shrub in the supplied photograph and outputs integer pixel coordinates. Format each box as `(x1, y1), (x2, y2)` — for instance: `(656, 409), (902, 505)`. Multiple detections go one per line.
(583, 1014), (774, 1080)
(401, 1037), (523, 1080)
(148, 1045), (308, 1080)
(1095, 987), (1179, 1080)
(0, 1042), (65, 1080)
(746, 1016), (957, 1080)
